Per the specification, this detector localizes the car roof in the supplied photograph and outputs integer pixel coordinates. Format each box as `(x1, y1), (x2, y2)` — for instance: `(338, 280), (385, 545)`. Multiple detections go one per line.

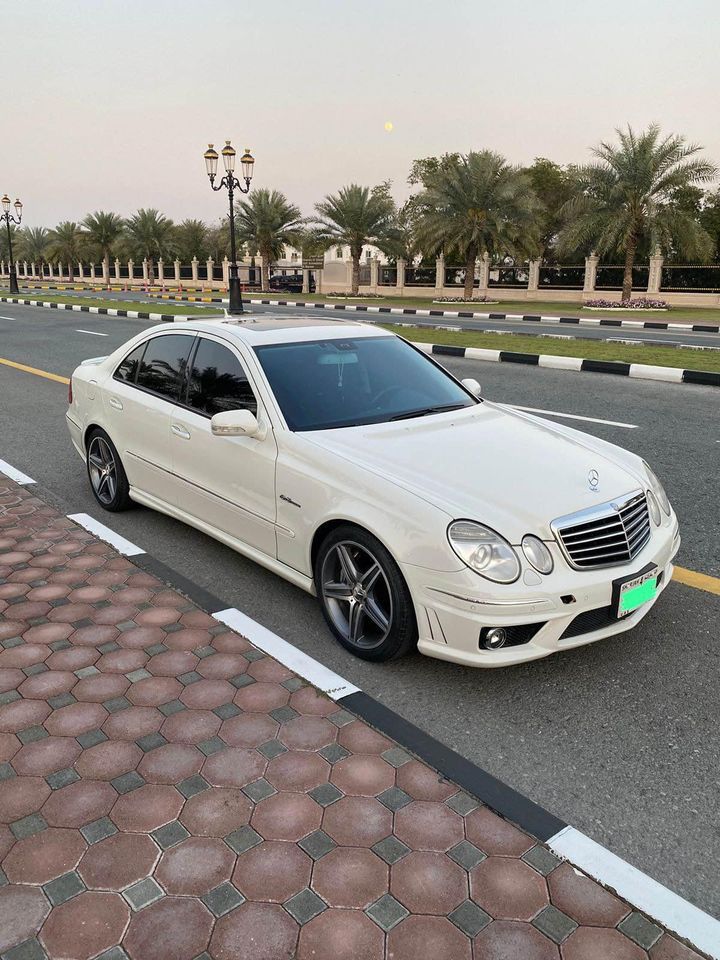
(174, 315), (395, 346)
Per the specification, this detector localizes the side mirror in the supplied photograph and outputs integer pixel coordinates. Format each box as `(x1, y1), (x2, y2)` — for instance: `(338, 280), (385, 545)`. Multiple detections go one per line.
(211, 409), (264, 439)
(461, 377), (482, 397)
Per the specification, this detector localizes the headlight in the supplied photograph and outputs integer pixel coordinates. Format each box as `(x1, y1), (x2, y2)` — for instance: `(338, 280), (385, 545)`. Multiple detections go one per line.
(521, 535), (554, 574)
(643, 461), (671, 515)
(646, 490), (661, 526)
(448, 521), (520, 583)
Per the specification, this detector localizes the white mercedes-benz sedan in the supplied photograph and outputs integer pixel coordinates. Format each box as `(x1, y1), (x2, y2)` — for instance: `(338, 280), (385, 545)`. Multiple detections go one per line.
(66, 316), (680, 668)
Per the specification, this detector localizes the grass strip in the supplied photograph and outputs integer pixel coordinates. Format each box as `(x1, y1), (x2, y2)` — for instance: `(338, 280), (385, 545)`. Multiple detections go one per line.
(2, 294), (219, 316)
(380, 324), (720, 373)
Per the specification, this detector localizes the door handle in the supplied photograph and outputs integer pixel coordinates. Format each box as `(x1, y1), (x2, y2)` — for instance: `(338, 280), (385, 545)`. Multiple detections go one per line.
(108, 397), (123, 411)
(171, 423), (191, 440)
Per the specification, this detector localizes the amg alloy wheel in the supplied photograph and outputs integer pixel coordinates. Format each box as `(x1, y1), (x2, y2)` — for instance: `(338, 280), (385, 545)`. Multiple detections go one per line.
(86, 430), (131, 512)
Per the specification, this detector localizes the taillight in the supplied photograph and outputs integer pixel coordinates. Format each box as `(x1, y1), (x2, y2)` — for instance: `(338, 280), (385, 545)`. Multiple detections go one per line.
(68, 378), (73, 404)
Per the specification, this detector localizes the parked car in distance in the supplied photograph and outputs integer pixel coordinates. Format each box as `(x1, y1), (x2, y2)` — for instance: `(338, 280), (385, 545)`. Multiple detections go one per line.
(268, 272), (314, 294)
(66, 316), (680, 667)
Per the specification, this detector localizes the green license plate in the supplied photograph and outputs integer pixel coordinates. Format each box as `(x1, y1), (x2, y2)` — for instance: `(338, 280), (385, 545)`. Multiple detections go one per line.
(617, 572), (658, 617)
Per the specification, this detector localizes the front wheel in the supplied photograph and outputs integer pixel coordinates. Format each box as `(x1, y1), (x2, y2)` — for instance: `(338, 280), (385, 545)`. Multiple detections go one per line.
(315, 525), (417, 662)
(86, 430), (131, 512)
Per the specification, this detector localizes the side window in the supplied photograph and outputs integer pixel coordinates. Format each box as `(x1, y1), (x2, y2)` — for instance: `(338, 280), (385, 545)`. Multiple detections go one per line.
(186, 338), (257, 417)
(113, 343), (146, 384)
(136, 335), (194, 401)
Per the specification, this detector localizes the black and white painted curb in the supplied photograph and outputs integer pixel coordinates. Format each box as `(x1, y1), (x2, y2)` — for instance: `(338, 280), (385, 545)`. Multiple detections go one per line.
(153, 292), (720, 334)
(410, 340), (720, 388)
(4, 457), (717, 957)
(0, 295), (201, 324)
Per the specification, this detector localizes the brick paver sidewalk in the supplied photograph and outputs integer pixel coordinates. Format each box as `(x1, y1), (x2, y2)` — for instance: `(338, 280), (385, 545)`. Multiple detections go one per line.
(0, 477), (706, 960)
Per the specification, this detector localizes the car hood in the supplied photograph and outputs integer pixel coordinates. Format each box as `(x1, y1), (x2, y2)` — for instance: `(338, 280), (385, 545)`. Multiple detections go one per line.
(302, 402), (646, 542)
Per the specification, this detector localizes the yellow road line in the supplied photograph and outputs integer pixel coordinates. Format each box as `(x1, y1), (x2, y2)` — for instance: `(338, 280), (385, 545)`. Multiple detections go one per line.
(1, 352), (720, 598)
(0, 356), (70, 385)
(673, 565), (720, 596)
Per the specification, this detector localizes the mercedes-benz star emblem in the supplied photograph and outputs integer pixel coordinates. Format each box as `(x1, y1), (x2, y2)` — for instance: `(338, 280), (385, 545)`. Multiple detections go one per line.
(588, 469), (599, 490)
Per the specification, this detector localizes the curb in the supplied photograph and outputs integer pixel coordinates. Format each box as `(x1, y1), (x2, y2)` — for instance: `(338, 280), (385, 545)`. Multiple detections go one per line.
(151, 292), (720, 334)
(5, 460), (716, 957)
(410, 341), (720, 388)
(0, 295), (201, 324)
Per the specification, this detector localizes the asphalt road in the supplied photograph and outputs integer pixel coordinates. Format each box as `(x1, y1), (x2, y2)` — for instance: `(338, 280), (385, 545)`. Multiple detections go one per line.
(7, 286), (720, 348)
(1, 301), (719, 917)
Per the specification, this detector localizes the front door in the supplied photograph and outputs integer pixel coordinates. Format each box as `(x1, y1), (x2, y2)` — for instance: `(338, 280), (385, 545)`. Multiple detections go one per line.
(169, 334), (278, 558)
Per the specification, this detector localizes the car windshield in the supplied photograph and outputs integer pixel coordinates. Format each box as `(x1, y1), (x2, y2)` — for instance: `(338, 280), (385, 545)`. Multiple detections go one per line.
(254, 335), (477, 431)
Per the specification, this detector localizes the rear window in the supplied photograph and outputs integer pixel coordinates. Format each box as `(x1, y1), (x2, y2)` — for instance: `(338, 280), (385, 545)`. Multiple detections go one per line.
(113, 344), (145, 384)
(134, 335), (194, 400)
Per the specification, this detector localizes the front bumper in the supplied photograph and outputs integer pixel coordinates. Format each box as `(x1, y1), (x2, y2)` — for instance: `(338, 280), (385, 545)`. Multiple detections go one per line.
(404, 518), (680, 668)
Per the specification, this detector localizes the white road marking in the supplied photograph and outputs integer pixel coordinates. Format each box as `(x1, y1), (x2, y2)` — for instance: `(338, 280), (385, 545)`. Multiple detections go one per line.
(213, 607), (360, 700)
(508, 405), (638, 429)
(0, 316), (17, 321)
(549, 827), (720, 959)
(76, 329), (109, 336)
(66, 512), (145, 556)
(0, 458), (36, 484)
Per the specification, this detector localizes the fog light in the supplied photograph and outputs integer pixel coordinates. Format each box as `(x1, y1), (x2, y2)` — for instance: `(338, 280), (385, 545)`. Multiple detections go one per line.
(482, 627), (507, 650)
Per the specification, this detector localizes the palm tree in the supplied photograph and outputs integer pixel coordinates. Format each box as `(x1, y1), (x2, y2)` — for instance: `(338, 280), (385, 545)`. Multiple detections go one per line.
(48, 222), (84, 281)
(174, 219), (209, 263)
(235, 189), (303, 290)
(415, 151), (543, 300)
(124, 208), (175, 282)
(81, 211), (124, 283)
(315, 184), (397, 294)
(557, 125), (717, 300)
(15, 226), (49, 268)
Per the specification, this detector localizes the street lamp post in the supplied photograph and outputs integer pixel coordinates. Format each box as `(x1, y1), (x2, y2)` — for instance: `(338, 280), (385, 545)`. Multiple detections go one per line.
(204, 141), (254, 315)
(1, 195), (23, 295)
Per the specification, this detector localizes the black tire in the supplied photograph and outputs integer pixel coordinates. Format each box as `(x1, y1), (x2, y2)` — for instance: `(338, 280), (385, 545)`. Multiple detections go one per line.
(314, 524), (417, 662)
(85, 428), (132, 512)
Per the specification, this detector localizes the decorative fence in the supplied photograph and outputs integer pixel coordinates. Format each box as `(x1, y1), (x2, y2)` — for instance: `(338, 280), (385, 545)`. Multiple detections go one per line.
(538, 266), (585, 289)
(661, 265), (720, 292)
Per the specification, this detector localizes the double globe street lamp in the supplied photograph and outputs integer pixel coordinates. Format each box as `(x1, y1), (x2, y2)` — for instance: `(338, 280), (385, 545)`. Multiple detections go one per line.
(204, 141), (254, 315)
(2, 194), (23, 295)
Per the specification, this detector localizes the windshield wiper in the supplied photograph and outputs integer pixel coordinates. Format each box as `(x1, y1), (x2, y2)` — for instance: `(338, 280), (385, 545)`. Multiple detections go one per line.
(389, 403), (467, 422)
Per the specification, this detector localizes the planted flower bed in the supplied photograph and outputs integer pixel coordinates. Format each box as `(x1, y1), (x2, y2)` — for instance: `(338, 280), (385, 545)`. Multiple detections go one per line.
(584, 297), (669, 310)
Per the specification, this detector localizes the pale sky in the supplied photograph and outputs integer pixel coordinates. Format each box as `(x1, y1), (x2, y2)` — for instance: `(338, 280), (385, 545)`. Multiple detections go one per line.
(4, 0), (719, 227)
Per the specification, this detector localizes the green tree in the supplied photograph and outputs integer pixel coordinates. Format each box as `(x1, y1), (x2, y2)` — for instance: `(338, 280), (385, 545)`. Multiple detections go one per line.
(123, 208), (175, 282)
(48, 222), (84, 281)
(414, 151), (543, 299)
(557, 125), (717, 299)
(699, 189), (720, 262)
(81, 211), (124, 282)
(174, 219), (209, 263)
(206, 220), (231, 263)
(523, 158), (581, 260)
(235, 189), (303, 290)
(16, 226), (49, 265)
(315, 183), (397, 294)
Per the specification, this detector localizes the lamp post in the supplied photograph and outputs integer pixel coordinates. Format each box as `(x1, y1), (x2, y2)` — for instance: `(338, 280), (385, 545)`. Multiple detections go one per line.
(1, 195), (23, 295)
(204, 141), (254, 315)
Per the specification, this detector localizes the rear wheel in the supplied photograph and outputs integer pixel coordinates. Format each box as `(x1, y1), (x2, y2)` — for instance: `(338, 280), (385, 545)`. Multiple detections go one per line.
(86, 429), (131, 512)
(315, 525), (417, 662)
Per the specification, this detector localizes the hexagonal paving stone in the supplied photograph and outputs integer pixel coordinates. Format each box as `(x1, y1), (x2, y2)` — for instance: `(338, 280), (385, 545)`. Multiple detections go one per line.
(12, 736), (82, 776)
(548, 862), (631, 926)
(396, 759), (458, 802)
(233, 681), (289, 713)
(562, 927), (647, 960)
(18, 670), (77, 700)
(0, 883), (52, 954)
(220, 713), (278, 747)
(196, 652), (248, 680)
(146, 650), (198, 676)
(391, 850), (467, 915)
(472, 919), (561, 959)
(180, 786), (252, 837)
(0, 668), (25, 694)
(393, 800), (464, 852)
(95, 649), (148, 674)
(46, 646), (98, 671)
(44, 701), (108, 737)
(0, 731), (20, 762)
(111, 783), (184, 833)
(250, 792), (322, 842)
(264, 751), (330, 793)
(322, 796), (392, 848)
(77, 831), (160, 890)
(298, 908), (384, 960)
(470, 857), (550, 921)
(161, 709), (221, 744)
(72, 673), (129, 702)
(330, 754), (395, 797)
(117, 626), (167, 650)
(123, 895), (214, 960)
(127, 676), (183, 707)
(42, 779), (117, 828)
(210, 900), (299, 960)
(155, 836), (235, 895)
(465, 806), (535, 857)
(0, 698), (51, 733)
(74, 740), (143, 781)
(39, 890), (130, 960)
(278, 716), (336, 751)
(201, 746), (267, 788)
(180, 678), (236, 710)
(0, 775), (51, 821)
(103, 706), (164, 740)
(386, 915), (472, 960)
(232, 839), (311, 903)
(3, 827), (87, 884)
(138, 742), (205, 784)
(312, 846), (389, 909)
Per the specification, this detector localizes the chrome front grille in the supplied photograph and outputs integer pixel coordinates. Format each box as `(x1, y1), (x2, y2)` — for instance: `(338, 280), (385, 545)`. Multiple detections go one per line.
(551, 490), (651, 570)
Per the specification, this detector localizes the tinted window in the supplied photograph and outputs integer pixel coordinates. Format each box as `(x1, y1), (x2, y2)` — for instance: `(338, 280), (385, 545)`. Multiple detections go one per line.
(113, 344), (146, 384)
(254, 336), (476, 431)
(135, 335), (194, 400)
(186, 338), (257, 416)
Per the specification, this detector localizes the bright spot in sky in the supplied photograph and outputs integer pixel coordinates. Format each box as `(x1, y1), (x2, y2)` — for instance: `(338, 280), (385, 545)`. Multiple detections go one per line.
(384, 121), (393, 132)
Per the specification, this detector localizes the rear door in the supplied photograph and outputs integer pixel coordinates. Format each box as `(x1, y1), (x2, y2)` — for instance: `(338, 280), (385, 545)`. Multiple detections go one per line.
(168, 334), (278, 557)
(104, 331), (196, 499)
